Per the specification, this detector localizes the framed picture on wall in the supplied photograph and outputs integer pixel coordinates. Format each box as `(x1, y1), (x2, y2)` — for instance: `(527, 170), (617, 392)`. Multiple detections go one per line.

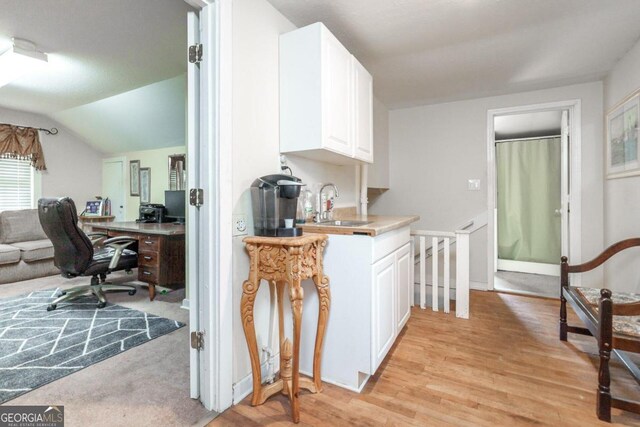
(140, 168), (151, 204)
(129, 160), (140, 196)
(607, 88), (640, 179)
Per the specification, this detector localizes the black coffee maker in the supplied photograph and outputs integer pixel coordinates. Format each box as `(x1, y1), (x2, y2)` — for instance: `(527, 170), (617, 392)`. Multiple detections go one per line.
(251, 174), (304, 237)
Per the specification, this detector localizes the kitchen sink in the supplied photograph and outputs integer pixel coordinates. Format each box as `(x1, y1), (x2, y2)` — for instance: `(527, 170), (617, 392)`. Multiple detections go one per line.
(317, 220), (372, 227)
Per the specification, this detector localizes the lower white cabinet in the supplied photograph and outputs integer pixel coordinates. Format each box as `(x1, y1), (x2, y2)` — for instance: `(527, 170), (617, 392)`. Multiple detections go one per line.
(396, 243), (412, 330)
(372, 253), (396, 371)
(289, 226), (413, 393)
(371, 242), (412, 372)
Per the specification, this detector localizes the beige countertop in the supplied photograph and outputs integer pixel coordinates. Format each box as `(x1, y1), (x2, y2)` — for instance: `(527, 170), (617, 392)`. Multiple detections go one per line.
(297, 214), (419, 236)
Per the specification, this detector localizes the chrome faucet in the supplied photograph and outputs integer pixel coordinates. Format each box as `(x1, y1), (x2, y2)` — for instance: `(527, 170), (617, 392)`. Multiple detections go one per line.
(315, 183), (339, 223)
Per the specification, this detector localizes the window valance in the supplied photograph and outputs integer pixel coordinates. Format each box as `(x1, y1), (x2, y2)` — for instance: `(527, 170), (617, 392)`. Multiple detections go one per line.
(0, 124), (47, 171)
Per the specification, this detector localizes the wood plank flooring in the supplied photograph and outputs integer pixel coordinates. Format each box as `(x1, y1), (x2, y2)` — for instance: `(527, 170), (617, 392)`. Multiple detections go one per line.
(210, 291), (640, 426)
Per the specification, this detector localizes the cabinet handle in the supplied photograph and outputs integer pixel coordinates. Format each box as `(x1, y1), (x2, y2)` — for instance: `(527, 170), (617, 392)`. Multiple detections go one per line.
(143, 256), (152, 260)
(143, 271), (152, 276)
(144, 240), (154, 245)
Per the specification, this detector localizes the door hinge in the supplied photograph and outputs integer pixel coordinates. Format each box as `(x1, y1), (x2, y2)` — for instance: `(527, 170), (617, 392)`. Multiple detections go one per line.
(189, 43), (203, 64)
(191, 331), (204, 350)
(190, 188), (204, 207)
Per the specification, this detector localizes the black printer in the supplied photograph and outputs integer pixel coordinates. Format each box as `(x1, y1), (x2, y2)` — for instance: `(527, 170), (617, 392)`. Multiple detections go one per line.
(138, 204), (166, 223)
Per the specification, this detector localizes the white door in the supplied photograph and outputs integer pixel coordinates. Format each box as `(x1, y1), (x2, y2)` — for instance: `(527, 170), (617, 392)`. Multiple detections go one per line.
(372, 253), (396, 372)
(323, 31), (352, 156)
(187, 2), (233, 412)
(396, 243), (411, 330)
(102, 158), (125, 221)
(353, 58), (373, 163)
(187, 9), (201, 402)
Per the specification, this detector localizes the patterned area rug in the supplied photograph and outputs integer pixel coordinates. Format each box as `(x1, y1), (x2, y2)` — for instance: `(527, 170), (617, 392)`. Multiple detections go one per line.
(0, 289), (185, 404)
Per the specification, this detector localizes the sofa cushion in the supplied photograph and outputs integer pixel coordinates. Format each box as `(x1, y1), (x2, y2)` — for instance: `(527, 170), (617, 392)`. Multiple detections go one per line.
(11, 239), (54, 263)
(0, 209), (48, 244)
(0, 244), (20, 265)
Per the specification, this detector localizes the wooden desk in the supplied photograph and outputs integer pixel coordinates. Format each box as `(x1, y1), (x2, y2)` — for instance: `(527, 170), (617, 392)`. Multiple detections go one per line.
(91, 222), (185, 300)
(79, 215), (115, 232)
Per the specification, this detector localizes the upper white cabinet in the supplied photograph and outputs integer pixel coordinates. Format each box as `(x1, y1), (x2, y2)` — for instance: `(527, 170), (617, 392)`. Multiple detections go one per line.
(280, 22), (373, 164)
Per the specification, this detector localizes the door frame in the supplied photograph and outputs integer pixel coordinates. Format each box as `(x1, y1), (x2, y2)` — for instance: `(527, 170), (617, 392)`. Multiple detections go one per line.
(101, 156), (127, 221)
(486, 100), (582, 290)
(184, 0), (234, 413)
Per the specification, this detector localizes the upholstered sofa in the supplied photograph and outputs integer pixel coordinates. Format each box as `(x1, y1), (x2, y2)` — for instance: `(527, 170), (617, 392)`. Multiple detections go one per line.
(0, 209), (59, 284)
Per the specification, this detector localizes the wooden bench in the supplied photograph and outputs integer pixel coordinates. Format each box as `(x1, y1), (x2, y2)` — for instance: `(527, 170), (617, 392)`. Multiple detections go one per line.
(560, 238), (640, 422)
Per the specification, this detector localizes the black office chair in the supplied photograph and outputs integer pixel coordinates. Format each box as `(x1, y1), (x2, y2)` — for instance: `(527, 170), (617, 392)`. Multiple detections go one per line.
(38, 197), (138, 311)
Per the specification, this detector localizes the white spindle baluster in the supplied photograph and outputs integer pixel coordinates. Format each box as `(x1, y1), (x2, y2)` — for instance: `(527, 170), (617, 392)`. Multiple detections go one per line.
(443, 237), (450, 313)
(455, 231), (470, 319)
(432, 237), (438, 311)
(419, 236), (426, 309)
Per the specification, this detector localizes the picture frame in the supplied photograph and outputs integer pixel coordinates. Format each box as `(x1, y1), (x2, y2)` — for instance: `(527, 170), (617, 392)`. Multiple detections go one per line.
(139, 168), (151, 204)
(606, 88), (640, 179)
(129, 160), (140, 196)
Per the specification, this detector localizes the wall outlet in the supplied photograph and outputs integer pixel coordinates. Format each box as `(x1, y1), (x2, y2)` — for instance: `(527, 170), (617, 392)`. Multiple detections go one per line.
(233, 214), (248, 236)
(468, 179), (481, 191)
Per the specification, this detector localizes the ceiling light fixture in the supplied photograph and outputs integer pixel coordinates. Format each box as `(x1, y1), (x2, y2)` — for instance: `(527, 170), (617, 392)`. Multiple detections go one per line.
(0, 38), (48, 88)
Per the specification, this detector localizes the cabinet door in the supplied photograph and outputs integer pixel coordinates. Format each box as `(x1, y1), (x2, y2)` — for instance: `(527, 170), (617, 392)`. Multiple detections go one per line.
(396, 243), (412, 331)
(353, 58), (373, 163)
(322, 31), (353, 156)
(372, 253), (396, 372)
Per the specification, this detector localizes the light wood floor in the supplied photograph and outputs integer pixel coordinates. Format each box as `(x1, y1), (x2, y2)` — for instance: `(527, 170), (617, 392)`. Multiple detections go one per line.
(210, 291), (640, 426)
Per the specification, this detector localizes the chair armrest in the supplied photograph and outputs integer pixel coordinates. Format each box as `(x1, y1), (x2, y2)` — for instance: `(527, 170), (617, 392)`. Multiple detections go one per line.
(103, 236), (137, 270)
(86, 232), (108, 246)
(103, 236), (137, 246)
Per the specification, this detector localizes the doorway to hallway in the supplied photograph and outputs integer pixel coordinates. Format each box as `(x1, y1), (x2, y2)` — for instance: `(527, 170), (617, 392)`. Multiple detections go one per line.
(487, 100), (583, 294)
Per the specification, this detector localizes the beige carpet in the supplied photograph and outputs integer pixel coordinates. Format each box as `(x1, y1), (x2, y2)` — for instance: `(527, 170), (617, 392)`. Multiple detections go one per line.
(0, 271), (216, 427)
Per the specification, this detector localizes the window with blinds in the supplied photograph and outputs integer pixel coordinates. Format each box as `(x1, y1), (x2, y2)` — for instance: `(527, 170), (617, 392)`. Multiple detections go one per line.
(0, 158), (34, 212)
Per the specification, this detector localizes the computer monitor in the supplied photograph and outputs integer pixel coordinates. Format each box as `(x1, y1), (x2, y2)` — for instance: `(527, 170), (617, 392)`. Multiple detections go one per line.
(165, 190), (186, 223)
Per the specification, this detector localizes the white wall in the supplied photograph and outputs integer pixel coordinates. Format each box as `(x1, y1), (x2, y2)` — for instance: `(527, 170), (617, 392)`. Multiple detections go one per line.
(106, 146), (186, 221)
(369, 97), (390, 190)
(603, 38), (640, 292)
(230, 0), (358, 394)
(0, 107), (104, 211)
(372, 82), (604, 287)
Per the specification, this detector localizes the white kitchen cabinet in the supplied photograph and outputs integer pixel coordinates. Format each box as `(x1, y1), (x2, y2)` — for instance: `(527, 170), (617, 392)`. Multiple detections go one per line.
(280, 22), (373, 164)
(396, 243), (412, 330)
(353, 59), (373, 163)
(372, 252), (396, 371)
(289, 226), (413, 393)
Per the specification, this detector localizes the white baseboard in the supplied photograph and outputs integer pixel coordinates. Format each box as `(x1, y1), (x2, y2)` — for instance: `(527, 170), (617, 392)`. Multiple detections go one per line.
(181, 298), (189, 310)
(233, 355), (281, 405)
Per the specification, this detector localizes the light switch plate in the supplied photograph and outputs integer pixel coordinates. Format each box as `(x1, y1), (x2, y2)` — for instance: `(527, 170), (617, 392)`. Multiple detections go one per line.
(468, 179), (481, 191)
(233, 214), (248, 236)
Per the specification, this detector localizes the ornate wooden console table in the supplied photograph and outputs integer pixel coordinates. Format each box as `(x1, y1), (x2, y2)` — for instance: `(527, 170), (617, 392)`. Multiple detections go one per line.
(241, 234), (330, 423)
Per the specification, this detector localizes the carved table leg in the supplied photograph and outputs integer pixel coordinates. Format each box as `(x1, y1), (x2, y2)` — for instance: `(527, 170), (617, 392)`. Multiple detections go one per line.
(289, 279), (304, 423)
(312, 273), (331, 392)
(276, 281), (287, 395)
(241, 277), (262, 406)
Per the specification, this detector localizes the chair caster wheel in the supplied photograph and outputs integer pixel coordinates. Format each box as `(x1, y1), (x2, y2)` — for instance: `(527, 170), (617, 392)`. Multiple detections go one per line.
(97, 302), (107, 309)
(128, 289), (137, 296)
(47, 304), (57, 311)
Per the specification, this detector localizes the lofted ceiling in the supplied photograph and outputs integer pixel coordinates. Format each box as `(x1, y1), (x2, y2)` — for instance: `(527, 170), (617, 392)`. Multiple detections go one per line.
(0, 0), (192, 152)
(267, 0), (640, 109)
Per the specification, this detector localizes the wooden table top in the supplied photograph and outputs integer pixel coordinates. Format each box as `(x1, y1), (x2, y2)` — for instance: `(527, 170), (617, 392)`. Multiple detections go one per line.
(243, 234), (328, 246)
(90, 221), (186, 236)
